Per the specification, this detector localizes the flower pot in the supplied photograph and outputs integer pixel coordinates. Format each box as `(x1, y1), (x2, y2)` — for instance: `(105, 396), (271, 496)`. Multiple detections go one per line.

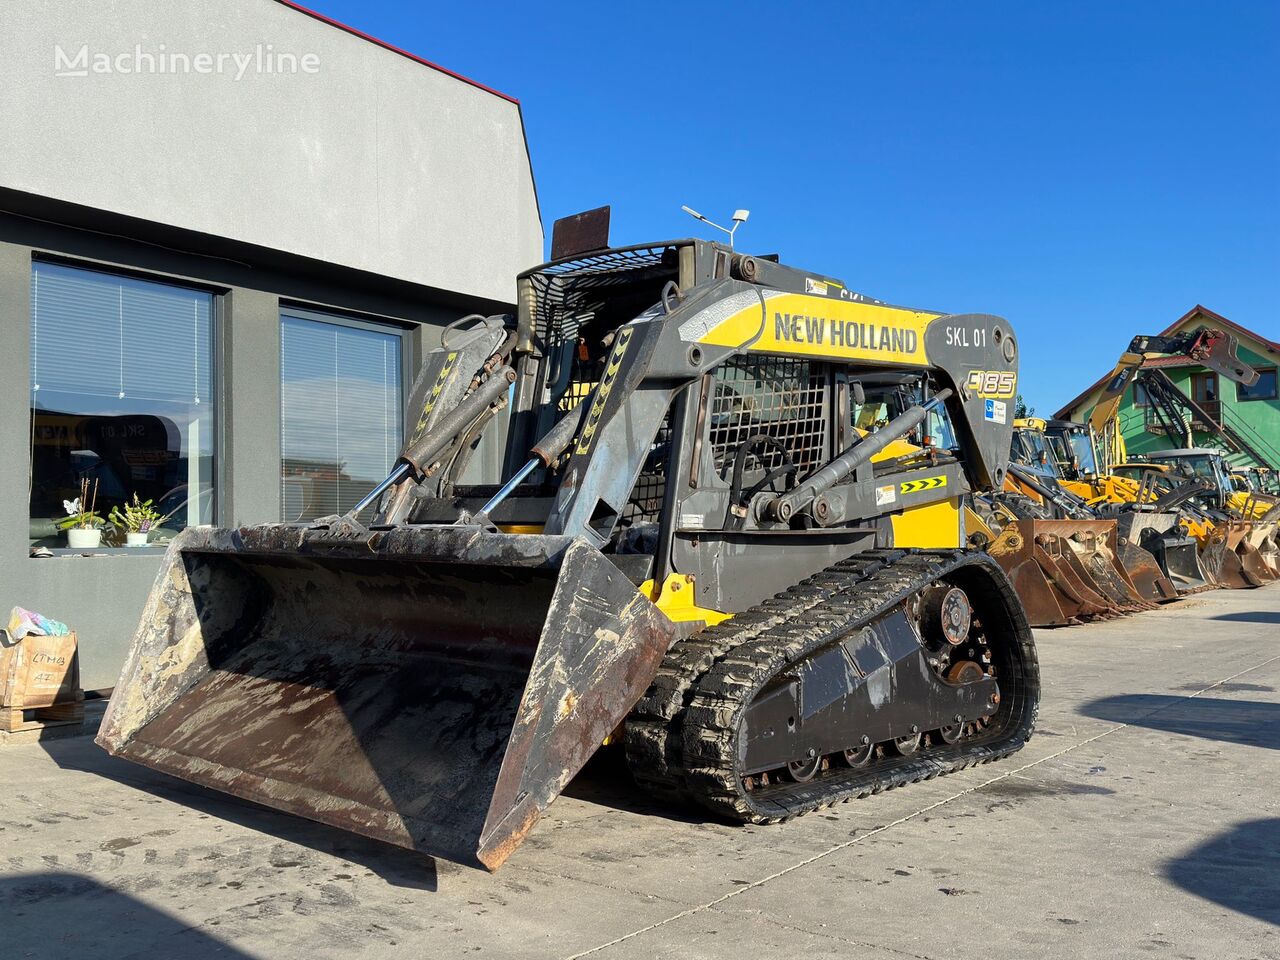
(126, 531), (150, 548)
(67, 527), (103, 549)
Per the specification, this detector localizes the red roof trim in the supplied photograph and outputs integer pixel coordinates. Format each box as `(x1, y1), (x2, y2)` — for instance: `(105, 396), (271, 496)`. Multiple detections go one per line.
(1157, 303), (1280, 353)
(272, 0), (519, 104)
(1053, 305), (1280, 418)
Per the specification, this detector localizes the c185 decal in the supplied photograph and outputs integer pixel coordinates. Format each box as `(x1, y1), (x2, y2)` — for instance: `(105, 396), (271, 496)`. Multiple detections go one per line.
(965, 369), (1017, 399)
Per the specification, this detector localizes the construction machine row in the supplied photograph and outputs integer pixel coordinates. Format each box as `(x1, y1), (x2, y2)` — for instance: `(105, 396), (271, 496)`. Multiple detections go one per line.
(970, 328), (1277, 626)
(94, 211), (1273, 871)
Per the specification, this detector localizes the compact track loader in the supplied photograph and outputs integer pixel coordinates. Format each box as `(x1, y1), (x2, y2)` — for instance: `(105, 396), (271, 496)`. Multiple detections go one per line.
(99, 231), (1039, 870)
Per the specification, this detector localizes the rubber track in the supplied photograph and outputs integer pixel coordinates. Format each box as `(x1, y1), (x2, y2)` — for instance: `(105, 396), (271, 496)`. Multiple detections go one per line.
(624, 552), (900, 801)
(625, 549), (1039, 823)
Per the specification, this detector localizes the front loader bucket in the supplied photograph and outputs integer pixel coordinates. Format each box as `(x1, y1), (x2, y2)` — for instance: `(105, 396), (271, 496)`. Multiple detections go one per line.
(1115, 512), (1212, 594)
(988, 520), (1119, 626)
(1047, 519), (1155, 614)
(98, 524), (675, 871)
(1247, 522), (1280, 578)
(1113, 537), (1180, 604)
(1224, 521), (1276, 586)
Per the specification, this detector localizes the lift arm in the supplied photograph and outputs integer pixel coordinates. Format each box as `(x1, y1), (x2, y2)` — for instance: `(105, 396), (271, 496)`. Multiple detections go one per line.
(1087, 327), (1258, 434)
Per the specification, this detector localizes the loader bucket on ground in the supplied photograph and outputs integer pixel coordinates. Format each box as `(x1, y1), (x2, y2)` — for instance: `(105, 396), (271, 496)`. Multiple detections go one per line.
(1047, 520), (1154, 614)
(1113, 537), (1180, 604)
(97, 524), (676, 871)
(1247, 522), (1280, 578)
(1198, 524), (1254, 589)
(1224, 522), (1276, 586)
(988, 519), (1125, 627)
(1114, 512), (1212, 594)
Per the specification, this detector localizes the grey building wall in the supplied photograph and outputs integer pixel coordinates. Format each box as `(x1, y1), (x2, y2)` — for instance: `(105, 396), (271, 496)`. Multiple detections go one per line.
(0, 0), (542, 304)
(0, 208), (502, 689)
(0, 1), (542, 690)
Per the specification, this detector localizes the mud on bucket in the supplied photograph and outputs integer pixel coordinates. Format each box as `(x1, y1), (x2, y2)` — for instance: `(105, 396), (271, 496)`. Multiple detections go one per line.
(97, 524), (675, 870)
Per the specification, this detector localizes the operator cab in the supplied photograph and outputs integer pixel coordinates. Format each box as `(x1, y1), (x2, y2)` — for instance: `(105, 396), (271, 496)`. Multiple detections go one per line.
(1140, 448), (1234, 511)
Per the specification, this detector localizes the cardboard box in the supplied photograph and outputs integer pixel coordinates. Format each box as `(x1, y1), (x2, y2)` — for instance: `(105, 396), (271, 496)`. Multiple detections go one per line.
(1, 631), (80, 709)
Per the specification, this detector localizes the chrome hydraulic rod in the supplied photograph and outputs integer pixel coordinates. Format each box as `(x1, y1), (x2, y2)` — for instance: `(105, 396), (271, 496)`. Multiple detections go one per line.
(346, 366), (515, 519)
(768, 389), (953, 522)
(474, 403), (590, 518)
(349, 463), (410, 517)
(477, 458), (538, 516)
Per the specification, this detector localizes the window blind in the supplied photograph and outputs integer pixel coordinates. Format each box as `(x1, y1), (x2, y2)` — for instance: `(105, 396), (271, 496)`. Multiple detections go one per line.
(31, 261), (212, 404)
(280, 312), (403, 521)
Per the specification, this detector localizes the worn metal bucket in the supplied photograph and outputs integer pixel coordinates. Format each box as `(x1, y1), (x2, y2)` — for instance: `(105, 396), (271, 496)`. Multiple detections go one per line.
(1113, 535), (1181, 604)
(1223, 521), (1276, 586)
(988, 519), (1143, 627)
(1247, 521), (1280, 578)
(1114, 512), (1212, 594)
(97, 524), (675, 871)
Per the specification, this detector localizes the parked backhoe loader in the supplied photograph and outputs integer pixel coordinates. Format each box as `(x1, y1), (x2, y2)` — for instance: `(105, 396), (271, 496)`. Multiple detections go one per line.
(1080, 328), (1267, 590)
(971, 419), (1176, 627)
(1038, 418), (1215, 593)
(1139, 449), (1279, 583)
(98, 230), (1040, 870)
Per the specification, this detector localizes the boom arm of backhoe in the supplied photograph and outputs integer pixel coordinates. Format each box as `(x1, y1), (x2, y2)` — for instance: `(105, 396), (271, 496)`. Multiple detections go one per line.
(1087, 327), (1259, 434)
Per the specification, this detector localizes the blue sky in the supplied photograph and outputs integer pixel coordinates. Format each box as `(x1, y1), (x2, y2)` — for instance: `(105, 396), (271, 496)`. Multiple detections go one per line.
(304, 0), (1278, 414)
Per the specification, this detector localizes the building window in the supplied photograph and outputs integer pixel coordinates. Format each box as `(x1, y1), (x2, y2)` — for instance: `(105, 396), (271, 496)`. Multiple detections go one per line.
(1237, 367), (1277, 401)
(29, 261), (216, 548)
(1132, 382), (1151, 407)
(280, 309), (404, 522)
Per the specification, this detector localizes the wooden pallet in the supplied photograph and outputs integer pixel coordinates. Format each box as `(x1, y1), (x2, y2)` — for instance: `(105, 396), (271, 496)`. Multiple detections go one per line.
(0, 699), (84, 734)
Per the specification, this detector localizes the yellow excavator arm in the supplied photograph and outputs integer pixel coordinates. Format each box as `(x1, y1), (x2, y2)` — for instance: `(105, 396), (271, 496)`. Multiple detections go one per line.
(1087, 328), (1258, 435)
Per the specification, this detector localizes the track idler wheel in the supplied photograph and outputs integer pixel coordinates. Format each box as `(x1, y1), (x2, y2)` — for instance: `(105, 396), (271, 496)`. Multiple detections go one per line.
(919, 585), (971, 645)
(892, 730), (923, 755)
(784, 754), (822, 782)
(937, 720), (965, 744)
(841, 737), (875, 767)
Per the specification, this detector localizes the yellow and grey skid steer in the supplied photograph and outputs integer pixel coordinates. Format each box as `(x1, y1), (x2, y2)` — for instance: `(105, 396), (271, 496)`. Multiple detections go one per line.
(99, 227), (1039, 870)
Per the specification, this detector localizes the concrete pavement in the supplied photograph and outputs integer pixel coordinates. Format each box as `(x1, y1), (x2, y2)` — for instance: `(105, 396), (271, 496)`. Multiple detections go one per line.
(2, 584), (1277, 959)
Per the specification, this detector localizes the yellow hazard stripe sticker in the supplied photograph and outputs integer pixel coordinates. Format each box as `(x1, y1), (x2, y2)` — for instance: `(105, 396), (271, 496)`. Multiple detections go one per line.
(411, 350), (458, 443)
(575, 327), (633, 455)
(900, 476), (947, 494)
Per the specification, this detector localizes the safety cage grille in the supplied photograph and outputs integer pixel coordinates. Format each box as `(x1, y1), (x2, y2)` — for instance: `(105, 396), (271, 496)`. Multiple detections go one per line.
(708, 358), (830, 480)
(527, 244), (678, 350)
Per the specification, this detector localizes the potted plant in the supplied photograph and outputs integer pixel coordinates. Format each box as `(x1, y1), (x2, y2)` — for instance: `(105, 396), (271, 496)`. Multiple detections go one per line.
(109, 493), (170, 547)
(60, 478), (107, 549)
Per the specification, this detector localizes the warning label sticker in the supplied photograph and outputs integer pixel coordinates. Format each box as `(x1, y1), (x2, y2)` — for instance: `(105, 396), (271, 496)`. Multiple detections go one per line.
(875, 484), (897, 506)
(900, 476), (947, 494)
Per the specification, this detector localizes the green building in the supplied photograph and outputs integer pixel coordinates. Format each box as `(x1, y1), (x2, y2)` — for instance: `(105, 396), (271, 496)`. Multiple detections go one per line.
(1055, 306), (1280, 472)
